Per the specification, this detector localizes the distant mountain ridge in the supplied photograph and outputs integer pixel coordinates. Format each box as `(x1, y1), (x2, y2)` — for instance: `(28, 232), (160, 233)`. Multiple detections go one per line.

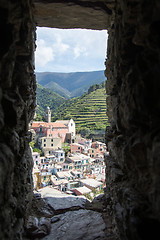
(36, 70), (106, 98)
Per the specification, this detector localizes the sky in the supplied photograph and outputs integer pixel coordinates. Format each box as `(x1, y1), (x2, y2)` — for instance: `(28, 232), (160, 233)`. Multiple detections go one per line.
(35, 27), (108, 73)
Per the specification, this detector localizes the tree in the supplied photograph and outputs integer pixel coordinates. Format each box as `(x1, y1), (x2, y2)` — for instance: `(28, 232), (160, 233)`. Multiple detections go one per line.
(33, 148), (42, 156)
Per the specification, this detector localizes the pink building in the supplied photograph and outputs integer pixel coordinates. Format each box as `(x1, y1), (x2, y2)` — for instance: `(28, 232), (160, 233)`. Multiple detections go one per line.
(91, 141), (106, 155)
(71, 143), (84, 154)
(31, 122), (69, 142)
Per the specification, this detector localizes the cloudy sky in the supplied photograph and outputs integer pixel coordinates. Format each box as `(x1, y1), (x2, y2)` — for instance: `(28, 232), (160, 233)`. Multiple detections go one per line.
(35, 27), (108, 73)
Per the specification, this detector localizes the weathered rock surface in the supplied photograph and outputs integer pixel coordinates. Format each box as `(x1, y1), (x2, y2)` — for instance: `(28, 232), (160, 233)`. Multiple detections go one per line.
(105, 0), (160, 239)
(34, 0), (114, 29)
(35, 187), (90, 213)
(25, 216), (51, 239)
(41, 210), (105, 240)
(24, 192), (101, 239)
(0, 0), (36, 239)
(45, 196), (89, 213)
(1, 0), (160, 239)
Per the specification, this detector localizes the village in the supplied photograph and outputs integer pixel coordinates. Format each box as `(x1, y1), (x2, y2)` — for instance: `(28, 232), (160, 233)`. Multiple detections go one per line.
(30, 107), (107, 200)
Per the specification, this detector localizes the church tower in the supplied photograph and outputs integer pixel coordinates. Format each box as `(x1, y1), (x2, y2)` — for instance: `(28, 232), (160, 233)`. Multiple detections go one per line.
(45, 106), (51, 123)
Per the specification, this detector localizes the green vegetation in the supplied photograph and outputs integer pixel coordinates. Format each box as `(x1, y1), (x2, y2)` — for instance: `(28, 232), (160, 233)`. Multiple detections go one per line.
(62, 143), (71, 157)
(30, 140), (43, 156)
(52, 82), (109, 141)
(35, 80), (109, 141)
(33, 148), (42, 156)
(35, 84), (65, 120)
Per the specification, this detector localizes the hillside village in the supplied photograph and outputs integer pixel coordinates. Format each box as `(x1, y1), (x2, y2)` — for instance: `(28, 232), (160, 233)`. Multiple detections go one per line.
(30, 107), (107, 200)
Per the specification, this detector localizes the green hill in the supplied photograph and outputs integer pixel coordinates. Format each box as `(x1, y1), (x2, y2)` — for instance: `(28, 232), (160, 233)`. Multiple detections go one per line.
(35, 84), (65, 120)
(36, 70), (106, 98)
(52, 82), (109, 141)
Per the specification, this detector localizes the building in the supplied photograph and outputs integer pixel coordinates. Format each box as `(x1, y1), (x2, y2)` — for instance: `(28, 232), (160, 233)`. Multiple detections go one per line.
(51, 175), (69, 192)
(32, 165), (41, 190)
(72, 186), (92, 196)
(40, 171), (52, 185)
(61, 159), (74, 171)
(52, 150), (65, 163)
(91, 141), (106, 155)
(39, 137), (62, 149)
(39, 137), (62, 155)
(71, 143), (84, 154)
(87, 148), (98, 158)
(31, 116), (75, 143)
(56, 119), (75, 137)
(45, 106), (51, 123)
(67, 153), (90, 171)
(80, 178), (103, 191)
(32, 151), (41, 166)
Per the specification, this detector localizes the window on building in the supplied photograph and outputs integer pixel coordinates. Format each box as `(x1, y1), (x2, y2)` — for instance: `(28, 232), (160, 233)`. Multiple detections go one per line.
(51, 144), (53, 147)
(60, 158), (63, 161)
(51, 139), (53, 142)
(44, 144), (46, 147)
(44, 139), (46, 142)
(44, 176), (46, 180)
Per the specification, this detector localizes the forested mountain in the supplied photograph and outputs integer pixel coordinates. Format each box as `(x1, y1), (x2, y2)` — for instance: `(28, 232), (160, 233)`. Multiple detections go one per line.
(36, 70), (106, 98)
(35, 84), (65, 120)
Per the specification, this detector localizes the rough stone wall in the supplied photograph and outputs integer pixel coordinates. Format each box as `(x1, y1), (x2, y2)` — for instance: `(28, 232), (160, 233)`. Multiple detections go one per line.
(34, 0), (114, 30)
(0, 0), (160, 239)
(0, 0), (36, 239)
(105, 0), (160, 239)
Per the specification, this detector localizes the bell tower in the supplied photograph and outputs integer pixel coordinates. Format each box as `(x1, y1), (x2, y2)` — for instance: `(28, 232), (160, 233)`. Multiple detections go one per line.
(45, 106), (51, 123)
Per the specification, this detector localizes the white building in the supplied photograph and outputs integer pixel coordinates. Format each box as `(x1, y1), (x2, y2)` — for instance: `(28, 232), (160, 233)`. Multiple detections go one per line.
(52, 149), (65, 163)
(67, 153), (90, 171)
(56, 119), (75, 137)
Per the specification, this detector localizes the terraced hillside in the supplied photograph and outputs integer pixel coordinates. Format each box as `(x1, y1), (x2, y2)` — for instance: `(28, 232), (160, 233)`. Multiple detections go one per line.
(52, 85), (109, 140)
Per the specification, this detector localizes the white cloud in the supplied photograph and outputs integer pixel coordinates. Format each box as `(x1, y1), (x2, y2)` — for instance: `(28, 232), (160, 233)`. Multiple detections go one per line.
(35, 39), (54, 67)
(35, 28), (108, 72)
(52, 33), (70, 55)
(74, 46), (88, 59)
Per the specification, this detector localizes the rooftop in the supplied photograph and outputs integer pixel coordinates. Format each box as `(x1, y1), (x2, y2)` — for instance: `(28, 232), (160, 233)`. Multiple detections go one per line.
(80, 178), (103, 188)
(73, 186), (92, 194)
(32, 121), (68, 128)
(68, 153), (90, 161)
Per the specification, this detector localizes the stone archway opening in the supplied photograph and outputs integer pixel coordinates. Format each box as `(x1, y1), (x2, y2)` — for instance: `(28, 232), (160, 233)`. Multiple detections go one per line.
(32, 26), (108, 193)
